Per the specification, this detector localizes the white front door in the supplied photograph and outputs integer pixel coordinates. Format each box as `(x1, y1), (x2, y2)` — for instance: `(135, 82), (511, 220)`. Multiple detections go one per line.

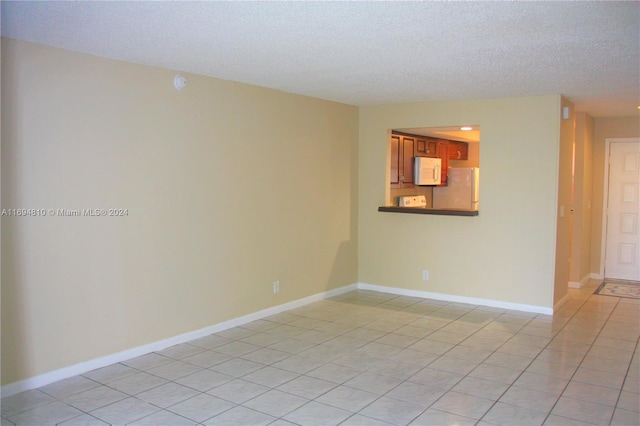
(604, 139), (640, 281)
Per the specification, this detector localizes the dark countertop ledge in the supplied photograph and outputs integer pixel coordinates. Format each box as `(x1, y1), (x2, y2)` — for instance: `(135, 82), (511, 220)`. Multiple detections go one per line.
(378, 206), (479, 216)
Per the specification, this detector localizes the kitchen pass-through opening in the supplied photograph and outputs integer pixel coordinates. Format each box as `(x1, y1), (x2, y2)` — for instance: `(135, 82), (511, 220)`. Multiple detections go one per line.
(386, 126), (480, 214)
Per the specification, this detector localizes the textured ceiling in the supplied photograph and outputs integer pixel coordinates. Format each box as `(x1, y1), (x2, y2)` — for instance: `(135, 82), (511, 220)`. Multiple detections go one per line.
(2, 1), (639, 117)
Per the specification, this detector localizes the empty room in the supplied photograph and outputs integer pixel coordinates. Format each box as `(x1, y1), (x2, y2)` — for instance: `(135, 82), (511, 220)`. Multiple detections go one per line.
(1, 2), (639, 425)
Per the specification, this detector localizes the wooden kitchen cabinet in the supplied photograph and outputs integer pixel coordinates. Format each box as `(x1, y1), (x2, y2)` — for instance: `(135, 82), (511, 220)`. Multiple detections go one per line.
(390, 134), (400, 184)
(391, 131), (450, 187)
(390, 133), (415, 187)
(414, 136), (439, 157)
(391, 131), (457, 187)
(448, 141), (469, 160)
(437, 140), (449, 186)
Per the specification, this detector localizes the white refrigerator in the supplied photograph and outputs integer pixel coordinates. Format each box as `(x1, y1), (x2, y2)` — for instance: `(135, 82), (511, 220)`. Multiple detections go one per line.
(433, 167), (479, 210)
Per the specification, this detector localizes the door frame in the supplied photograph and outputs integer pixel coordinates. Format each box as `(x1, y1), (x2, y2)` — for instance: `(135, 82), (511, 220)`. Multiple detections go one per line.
(600, 137), (640, 278)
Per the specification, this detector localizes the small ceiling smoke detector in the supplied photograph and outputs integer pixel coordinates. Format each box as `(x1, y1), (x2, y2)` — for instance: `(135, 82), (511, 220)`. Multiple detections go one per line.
(174, 74), (187, 90)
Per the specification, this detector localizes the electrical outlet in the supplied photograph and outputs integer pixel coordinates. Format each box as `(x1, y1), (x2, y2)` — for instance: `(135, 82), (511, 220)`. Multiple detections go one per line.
(422, 270), (430, 281)
(273, 281), (280, 294)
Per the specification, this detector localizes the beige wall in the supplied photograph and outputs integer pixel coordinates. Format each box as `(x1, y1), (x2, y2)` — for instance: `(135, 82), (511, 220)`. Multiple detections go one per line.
(570, 112), (594, 285)
(553, 98), (574, 306)
(358, 96), (561, 309)
(1, 39), (359, 385)
(7, 36), (621, 389)
(591, 116), (640, 276)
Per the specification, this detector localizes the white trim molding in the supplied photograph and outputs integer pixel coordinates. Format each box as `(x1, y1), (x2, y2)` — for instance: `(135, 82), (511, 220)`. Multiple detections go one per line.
(2, 281), (555, 397)
(357, 283), (553, 315)
(568, 273), (593, 289)
(1, 283), (357, 397)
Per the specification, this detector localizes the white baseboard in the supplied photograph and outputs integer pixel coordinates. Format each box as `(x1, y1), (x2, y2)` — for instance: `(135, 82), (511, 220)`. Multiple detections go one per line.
(2, 281), (556, 397)
(590, 273), (603, 280)
(357, 283), (553, 315)
(569, 274), (595, 288)
(1, 283), (357, 398)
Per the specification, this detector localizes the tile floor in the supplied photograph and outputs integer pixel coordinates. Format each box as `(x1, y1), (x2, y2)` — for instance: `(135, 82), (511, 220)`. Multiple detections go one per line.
(2, 280), (639, 425)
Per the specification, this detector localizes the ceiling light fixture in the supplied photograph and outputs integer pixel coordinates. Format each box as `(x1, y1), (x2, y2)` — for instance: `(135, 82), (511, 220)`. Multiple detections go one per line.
(460, 126), (473, 131)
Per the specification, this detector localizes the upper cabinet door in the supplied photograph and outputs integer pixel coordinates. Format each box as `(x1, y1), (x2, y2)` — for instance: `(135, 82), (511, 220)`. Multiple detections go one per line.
(448, 141), (469, 160)
(437, 141), (449, 186)
(390, 134), (400, 184)
(402, 136), (415, 184)
(415, 137), (438, 157)
(390, 133), (415, 187)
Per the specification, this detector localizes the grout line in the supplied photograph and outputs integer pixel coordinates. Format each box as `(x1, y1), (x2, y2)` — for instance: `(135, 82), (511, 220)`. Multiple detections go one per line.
(4, 284), (636, 425)
(540, 285), (622, 425)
